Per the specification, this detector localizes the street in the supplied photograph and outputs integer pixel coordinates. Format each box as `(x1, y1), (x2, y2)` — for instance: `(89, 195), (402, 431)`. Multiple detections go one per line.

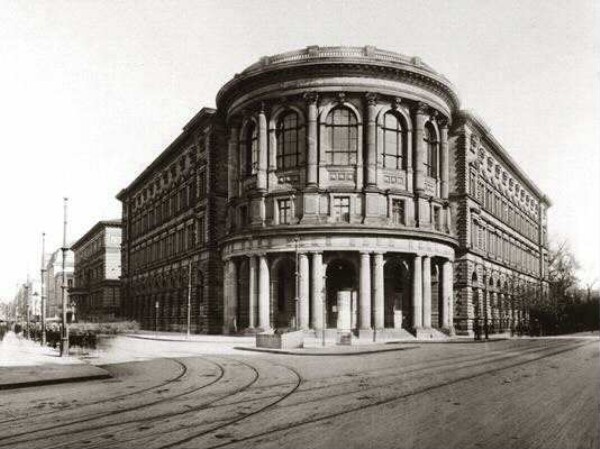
(0, 336), (598, 449)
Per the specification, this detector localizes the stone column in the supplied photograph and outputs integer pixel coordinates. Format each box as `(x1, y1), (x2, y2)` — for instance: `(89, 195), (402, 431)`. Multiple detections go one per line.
(439, 118), (449, 199)
(422, 256), (432, 328)
(441, 259), (453, 329)
(227, 124), (239, 201)
(305, 92), (318, 186)
(446, 261), (454, 331)
(222, 262), (229, 333)
(311, 252), (324, 330)
(258, 255), (271, 331)
(257, 107), (268, 191)
(414, 102), (430, 228)
(365, 93), (378, 186)
(248, 255), (257, 329)
(359, 252), (372, 330)
(412, 255), (423, 329)
(373, 253), (385, 330)
(413, 102), (429, 193)
(298, 253), (310, 330)
(223, 259), (238, 334)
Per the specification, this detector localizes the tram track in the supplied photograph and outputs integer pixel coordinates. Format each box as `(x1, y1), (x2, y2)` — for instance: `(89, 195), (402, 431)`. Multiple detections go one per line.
(195, 340), (593, 449)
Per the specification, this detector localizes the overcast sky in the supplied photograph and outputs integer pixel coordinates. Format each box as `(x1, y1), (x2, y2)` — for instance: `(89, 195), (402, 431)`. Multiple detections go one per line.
(1, 0), (598, 300)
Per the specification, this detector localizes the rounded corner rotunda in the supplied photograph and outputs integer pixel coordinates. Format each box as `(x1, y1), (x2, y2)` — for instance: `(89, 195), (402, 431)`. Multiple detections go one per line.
(119, 46), (549, 340)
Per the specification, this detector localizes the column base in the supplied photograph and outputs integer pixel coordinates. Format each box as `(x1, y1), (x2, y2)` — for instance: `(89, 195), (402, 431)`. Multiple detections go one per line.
(357, 329), (374, 340)
(414, 327), (448, 340)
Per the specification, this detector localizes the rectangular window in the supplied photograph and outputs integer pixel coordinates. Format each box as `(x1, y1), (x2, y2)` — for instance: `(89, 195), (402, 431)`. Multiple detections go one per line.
(433, 206), (441, 230)
(198, 172), (206, 197)
(239, 205), (248, 228)
(278, 198), (292, 224)
(197, 217), (205, 246)
(477, 226), (484, 249)
(392, 199), (405, 225)
(469, 172), (477, 196)
(333, 196), (350, 222)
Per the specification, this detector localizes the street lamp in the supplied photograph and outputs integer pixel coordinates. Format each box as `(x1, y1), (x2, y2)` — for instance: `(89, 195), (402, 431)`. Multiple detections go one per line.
(24, 280), (30, 339)
(186, 262), (192, 339)
(60, 197), (70, 357)
(40, 232), (47, 346)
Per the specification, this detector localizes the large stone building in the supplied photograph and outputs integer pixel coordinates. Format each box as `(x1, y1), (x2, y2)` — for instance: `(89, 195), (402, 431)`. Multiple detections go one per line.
(118, 46), (549, 338)
(70, 220), (122, 321)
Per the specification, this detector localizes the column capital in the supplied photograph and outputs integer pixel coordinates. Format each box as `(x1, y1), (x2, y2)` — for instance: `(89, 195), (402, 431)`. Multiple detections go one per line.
(415, 101), (429, 115)
(437, 117), (450, 129)
(303, 91), (319, 104)
(365, 92), (378, 105)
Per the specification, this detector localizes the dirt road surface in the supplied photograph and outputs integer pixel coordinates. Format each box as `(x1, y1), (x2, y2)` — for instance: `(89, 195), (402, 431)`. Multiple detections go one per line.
(0, 337), (597, 449)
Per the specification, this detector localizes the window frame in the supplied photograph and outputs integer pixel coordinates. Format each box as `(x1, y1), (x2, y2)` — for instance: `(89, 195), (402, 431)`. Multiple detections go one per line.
(325, 107), (358, 166)
(382, 112), (406, 170)
(276, 111), (304, 170)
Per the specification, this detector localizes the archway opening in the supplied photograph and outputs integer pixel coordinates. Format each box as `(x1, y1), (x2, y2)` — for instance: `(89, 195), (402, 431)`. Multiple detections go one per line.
(273, 258), (296, 329)
(326, 259), (356, 328)
(384, 258), (412, 329)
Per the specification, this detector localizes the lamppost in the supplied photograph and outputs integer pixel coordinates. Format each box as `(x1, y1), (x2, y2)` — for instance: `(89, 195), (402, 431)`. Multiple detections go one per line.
(186, 262), (192, 339)
(294, 236), (300, 330)
(40, 232), (47, 346)
(155, 300), (159, 338)
(60, 197), (70, 357)
(24, 279), (30, 339)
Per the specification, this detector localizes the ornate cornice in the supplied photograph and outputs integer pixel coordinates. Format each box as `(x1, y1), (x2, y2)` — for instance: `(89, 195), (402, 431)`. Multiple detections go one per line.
(217, 61), (460, 115)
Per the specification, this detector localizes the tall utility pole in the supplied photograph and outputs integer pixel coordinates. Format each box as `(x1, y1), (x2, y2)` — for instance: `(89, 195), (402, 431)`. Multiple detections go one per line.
(186, 262), (192, 339)
(60, 198), (69, 357)
(40, 232), (47, 346)
(25, 276), (30, 339)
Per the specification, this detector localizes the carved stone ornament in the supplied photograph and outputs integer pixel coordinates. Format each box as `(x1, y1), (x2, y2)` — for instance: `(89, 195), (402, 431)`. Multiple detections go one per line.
(336, 92), (346, 103)
(391, 97), (402, 110)
(365, 92), (378, 105)
(416, 101), (429, 114)
(302, 91), (319, 104)
(437, 117), (449, 128)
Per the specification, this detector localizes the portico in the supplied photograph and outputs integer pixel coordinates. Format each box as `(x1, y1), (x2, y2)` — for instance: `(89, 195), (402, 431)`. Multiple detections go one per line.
(222, 236), (455, 338)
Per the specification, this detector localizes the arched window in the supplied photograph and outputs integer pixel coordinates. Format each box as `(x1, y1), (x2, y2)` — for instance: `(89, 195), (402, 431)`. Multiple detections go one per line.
(325, 107), (358, 165)
(276, 111), (304, 170)
(243, 122), (257, 176)
(424, 122), (438, 178)
(382, 112), (406, 169)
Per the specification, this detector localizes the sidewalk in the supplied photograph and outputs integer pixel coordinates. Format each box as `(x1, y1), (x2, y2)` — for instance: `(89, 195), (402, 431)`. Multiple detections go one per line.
(0, 332), (111, 390)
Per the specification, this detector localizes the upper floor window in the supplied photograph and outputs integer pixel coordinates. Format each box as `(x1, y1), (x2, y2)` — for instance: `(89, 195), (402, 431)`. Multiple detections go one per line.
(392, 199), (405, 225)
(424, 122), (438, 178)
(333, 196), (350, 222)
(243, 122), (258, 176)
(382, 112), (406, 169)
(276, 112), (304, 170)
(325, 107), (358, 165)
(278, 198), (292, 224)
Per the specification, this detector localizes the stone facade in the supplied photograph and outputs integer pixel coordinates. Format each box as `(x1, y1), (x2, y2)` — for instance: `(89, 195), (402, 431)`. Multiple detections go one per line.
(118, 46), (549, 338)
(117, 109), (228, 334)
(70, 220), (123, 321)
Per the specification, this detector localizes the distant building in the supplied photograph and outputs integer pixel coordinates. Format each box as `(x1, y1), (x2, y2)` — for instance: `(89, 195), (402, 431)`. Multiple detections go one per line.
(45, 248), (75, 321)
(12, 279), (41, 323)
(117, 46), (550, 338)
(70, 220), (122, 321)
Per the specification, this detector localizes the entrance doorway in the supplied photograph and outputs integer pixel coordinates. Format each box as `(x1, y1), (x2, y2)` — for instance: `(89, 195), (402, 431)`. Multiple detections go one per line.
(325, 259), (356, 328)
(273, 258), (296, 329)
(384, 258), (412, 329)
